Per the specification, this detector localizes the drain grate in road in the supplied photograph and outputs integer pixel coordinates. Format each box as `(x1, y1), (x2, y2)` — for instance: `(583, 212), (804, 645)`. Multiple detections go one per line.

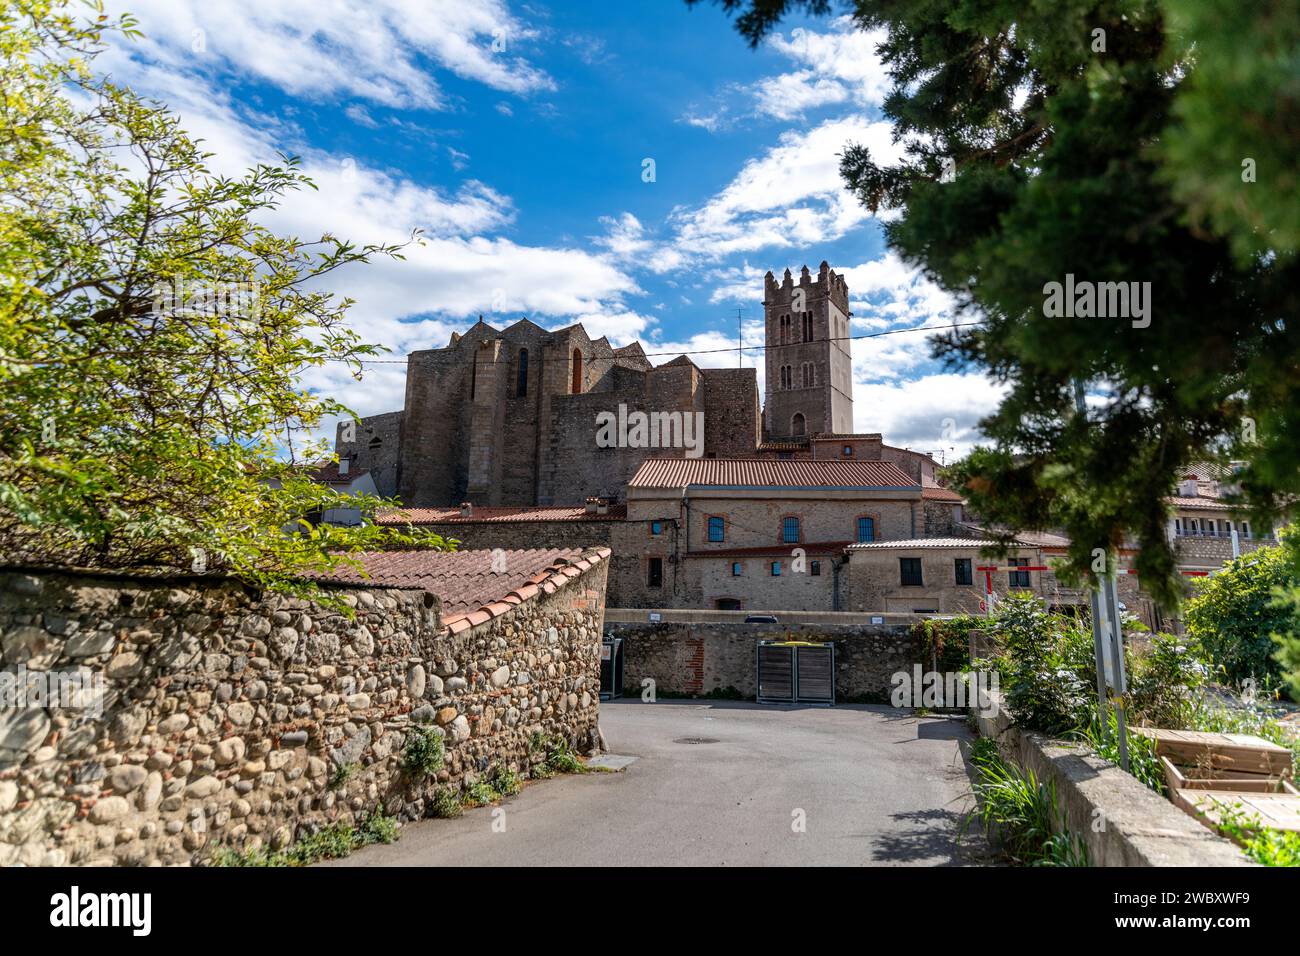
(673, 737), (719, 745)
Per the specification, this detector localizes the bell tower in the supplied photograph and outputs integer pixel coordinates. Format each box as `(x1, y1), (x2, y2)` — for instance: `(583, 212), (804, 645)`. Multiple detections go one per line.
(763, 261), (853, 439)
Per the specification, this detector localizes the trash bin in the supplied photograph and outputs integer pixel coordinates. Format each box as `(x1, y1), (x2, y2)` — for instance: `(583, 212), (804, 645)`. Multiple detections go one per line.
(600, 636), (624, 701)
(756, 640), (834, 705)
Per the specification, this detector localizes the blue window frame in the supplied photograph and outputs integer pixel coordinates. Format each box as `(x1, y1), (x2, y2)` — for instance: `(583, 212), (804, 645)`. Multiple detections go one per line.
(731, 562), (742, 577)
(650, 520), (663, 536)
(770, 561), (782, 576)
(782, 516), (800, 543)
(856, 516), (875, 543)
(707, 516), (725, 542)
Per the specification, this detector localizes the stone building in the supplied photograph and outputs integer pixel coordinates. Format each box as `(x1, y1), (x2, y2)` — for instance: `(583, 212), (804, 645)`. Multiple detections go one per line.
(763, 262), (854, 439)
(335, 263), (889, 507)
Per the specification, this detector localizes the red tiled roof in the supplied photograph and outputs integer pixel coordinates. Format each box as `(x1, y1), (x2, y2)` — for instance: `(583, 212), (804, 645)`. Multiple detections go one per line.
(375, 504), (626, 525)
(848, 536), (1007, 551)
(308, 462), (369, 484)
(921, 486), (964, 502)
(628, 457), (918, 490)
(1165, 495), (1234, 511)
(685, 540), (853, 558)
(310, 547), (611, 634)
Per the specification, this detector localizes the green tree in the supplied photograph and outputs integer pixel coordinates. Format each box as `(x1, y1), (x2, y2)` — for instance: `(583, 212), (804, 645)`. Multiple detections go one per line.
(1264, 534), (1300, 702)
(1183, 532), (1299, 694)
(697, 0), (1300, 606)
(0, 0), (448, 594)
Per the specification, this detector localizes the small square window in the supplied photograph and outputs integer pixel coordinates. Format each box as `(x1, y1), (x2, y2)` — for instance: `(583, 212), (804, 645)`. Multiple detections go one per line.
(843, 445), (853, 457)
(1009, 557), (1030, 588)
(771, 561), (782, 576)
(900, 558), (923, 587)
(810, 560), (821, 576)
(731, 562), (742, 577)
(955, 558), (973, 586)
(650, 520), (663, 536)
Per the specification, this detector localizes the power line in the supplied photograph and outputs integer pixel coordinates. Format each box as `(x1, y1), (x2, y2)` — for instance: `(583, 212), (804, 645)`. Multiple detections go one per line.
(320, 321), (982, 366)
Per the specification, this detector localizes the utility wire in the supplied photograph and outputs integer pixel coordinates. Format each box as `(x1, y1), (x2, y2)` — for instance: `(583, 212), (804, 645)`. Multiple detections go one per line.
(318, 321), (982, 366)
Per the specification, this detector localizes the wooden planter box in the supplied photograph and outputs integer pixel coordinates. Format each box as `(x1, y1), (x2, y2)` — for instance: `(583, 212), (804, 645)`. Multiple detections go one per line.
(1134, 727), (1300, 838)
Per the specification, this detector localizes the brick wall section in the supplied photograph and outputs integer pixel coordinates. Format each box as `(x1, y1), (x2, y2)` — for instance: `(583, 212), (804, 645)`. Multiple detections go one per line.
(0, 560), (607, 867)
(608, 620), (923, 702)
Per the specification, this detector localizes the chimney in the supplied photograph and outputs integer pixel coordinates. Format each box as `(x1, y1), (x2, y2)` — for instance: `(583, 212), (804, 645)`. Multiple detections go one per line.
(459, 501), (473, 517)
(1177, 478), (1199, 498)
(597, 497), (609, 515)
(584, 496), (599, 514)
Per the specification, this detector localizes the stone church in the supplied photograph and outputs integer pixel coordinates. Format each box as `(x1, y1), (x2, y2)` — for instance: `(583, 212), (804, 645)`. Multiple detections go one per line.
(336, 262), (891, 507)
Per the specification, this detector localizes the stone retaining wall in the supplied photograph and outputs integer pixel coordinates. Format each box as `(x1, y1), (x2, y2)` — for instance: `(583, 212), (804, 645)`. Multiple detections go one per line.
(606, 620), (922, 701)
(0, 559), (607, 866)
(973, 693), (1249, 866)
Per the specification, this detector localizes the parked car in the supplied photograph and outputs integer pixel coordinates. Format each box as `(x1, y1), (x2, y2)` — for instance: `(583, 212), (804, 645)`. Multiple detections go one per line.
(744, 614), (779, 624)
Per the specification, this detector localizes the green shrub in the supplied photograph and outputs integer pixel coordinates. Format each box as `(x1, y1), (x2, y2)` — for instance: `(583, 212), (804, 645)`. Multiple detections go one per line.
(356, 810), (399, 846)
(1127, 634), (1209, 728)
(529, 731), (586, 775)
(1184, 534), (1297, 692)
(210, 811), (397, 867)
(401, 724), (445, 779)
(915, 615), (987, 673)
(1209, 800), (1300, 867)
(328, 762), (358, 789)
(965, 737), (1089, 867)
(491, 765), (523, 797)
(430, 788), (463, 819)
(462, 778), (497, 807)
(992, 595), (1093, 734)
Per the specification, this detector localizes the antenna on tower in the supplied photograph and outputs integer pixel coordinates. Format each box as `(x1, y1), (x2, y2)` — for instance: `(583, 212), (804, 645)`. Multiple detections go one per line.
(736, 307), (744, 367)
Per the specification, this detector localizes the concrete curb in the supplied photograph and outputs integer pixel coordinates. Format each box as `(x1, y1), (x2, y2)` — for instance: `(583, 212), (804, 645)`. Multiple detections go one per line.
(973, 695), (1251, 866)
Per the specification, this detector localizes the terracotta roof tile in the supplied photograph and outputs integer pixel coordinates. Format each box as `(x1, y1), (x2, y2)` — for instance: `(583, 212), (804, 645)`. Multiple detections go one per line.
(685, 540), (853, 558)
(308, 461), (369, 484)
(628, 457), (918, 490)
(1165, 495), (1235, 511)
(847, 536), (1011, 551)
(376, 504), (626, 525)
(921, 486), (964, 502)
(309, 547), (610, 631)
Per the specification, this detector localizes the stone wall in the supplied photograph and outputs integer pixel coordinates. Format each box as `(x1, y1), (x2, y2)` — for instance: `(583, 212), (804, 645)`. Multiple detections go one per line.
(335, 410), (404, 498)
(606, 620), (922, 702)
(0, 560), (607, 866)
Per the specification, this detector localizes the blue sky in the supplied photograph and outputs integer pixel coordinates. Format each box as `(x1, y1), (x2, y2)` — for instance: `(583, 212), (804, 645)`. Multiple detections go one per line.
(99, 0), (1006, 461)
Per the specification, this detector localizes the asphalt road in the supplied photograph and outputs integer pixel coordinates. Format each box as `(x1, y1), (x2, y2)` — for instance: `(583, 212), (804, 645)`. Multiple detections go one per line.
(329, 699), (991, 867)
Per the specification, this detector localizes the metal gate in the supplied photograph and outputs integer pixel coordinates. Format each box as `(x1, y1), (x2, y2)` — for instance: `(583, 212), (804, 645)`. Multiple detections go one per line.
(600, 636), (624, 700)
(756, 641), (835, 705)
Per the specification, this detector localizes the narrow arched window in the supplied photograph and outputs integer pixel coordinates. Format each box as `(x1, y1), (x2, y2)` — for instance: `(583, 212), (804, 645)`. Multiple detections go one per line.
(516, 348), (529, 397)
(792, 412), (805, 436)
(572, 348), (583, 393)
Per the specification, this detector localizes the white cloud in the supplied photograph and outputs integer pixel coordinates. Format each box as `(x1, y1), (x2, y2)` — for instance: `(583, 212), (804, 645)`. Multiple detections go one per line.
(853, 373), (1006, 462)
(667, 116), (901, 260)
(680, 18), (890, 131)
(754, 19), (890, 121)
(102, 0), (554, 109)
